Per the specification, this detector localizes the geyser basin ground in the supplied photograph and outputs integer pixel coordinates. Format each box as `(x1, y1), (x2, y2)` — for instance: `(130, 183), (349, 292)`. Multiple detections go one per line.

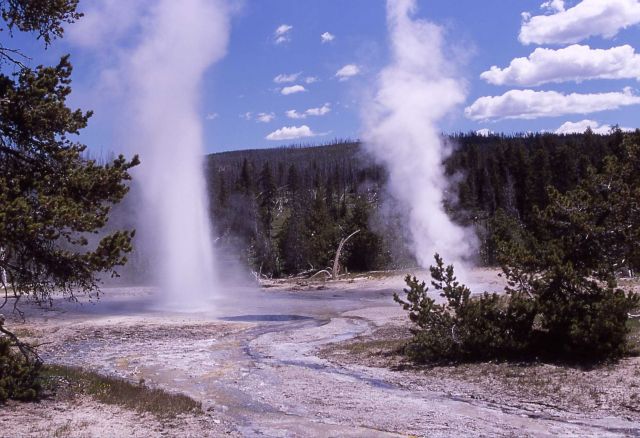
(2, 270), (640, 437)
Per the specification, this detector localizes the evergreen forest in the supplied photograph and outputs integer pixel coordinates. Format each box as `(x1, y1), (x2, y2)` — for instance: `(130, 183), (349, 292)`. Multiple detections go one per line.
(205, 128), (637, 278)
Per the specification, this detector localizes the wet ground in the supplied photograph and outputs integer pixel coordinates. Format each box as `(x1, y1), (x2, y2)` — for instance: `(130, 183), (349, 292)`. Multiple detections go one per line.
(3, 271), (640, 437)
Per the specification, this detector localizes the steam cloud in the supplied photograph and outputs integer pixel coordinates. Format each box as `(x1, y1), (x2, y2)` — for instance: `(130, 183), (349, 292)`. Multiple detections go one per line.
(128, 1), (230, 307)
(71, 0), (231, 308)
(363, 0), (476, 270)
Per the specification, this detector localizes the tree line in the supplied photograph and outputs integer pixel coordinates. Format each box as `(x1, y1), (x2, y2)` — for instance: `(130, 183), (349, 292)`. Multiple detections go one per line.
(206, 128), (637, 277)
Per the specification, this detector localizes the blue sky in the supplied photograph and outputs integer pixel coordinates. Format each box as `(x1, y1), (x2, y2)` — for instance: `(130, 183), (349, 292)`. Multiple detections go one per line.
(3, 0), (640, 153)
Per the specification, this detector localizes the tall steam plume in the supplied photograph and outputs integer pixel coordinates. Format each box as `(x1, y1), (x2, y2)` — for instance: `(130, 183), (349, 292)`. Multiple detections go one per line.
(363, 0), (476, 270)
(70, 0), (231, 308)
(125, 0), (230, 307)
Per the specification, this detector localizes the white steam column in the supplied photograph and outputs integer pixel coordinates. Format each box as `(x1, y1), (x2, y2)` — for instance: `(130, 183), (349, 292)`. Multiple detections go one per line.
(363, 0), (476, 271)
(125, 0), (230, 308)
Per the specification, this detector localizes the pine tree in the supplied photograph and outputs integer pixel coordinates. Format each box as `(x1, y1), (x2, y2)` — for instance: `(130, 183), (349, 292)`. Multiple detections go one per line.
(345, 196), (382, 272)
(0, 0), (138, 402)
(0, 20), (138, 309)
(258, 162), (276, 230)
(238, 158), (253, 193)
(499, 132), (640, 360)
(286, 164), (299, 195)
(528, 147), (552, 209)
(255, 163), (277, 276)
(303, 190), (336, 269)
(277, 198), (307, 274)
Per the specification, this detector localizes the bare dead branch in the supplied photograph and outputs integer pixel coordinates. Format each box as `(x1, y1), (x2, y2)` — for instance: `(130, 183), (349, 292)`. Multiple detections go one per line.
(309, 269), (332, 280)
(332, 229), (360, 280)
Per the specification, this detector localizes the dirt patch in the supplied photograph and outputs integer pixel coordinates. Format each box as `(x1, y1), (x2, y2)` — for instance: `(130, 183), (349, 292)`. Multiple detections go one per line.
(320, 324), (640, 422)
(319, 323), (410, 368)
(1, 364), (237, 438)
(0, 395), (235, 438)
(0, 310), (248, 437)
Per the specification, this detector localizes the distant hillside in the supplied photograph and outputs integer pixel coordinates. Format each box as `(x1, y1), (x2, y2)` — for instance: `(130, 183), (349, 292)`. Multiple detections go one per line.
(199, 129), (633, 277)
(206, 140), (383, 197)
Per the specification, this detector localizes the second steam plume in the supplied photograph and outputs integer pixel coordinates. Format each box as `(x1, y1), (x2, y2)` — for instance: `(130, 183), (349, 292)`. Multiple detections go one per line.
(363, 0), (476, 270)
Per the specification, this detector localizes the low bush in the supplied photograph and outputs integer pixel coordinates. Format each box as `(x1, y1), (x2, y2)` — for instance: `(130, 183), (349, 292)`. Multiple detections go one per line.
(394, 254), (536, 363)
(396, 253), (638, 364)
(532, 277), (637, 360)
(0, 337), (41, 402)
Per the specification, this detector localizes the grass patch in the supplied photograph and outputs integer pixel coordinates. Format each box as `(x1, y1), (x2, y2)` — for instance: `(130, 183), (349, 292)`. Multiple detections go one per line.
(339, 338), (405, 355)
(319, 325), (411, 368)
(41, 365), (202, 418)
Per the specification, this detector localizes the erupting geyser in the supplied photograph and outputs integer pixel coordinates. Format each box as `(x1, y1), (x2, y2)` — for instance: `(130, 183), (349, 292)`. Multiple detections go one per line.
(124, 0), (230, 308)
(363, 0), (476, 271)
(67, 0), (233, 309)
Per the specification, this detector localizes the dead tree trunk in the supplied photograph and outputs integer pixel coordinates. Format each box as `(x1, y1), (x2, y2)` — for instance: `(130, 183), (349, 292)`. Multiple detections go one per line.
(332, 230), (360, 280)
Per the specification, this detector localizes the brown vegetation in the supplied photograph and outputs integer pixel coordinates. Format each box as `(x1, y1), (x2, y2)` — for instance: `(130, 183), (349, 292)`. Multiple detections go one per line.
(41, 365), (202, 419)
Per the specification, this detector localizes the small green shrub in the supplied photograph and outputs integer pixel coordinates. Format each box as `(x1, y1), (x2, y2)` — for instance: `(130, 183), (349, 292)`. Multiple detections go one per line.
(534, 280), (638, 360)
(0, 337), (41, 402)
(396, 253), (639, 364)
(394, 254), (536, 363)
(455, 291), (537, 360)
(394, 273), (456, 362)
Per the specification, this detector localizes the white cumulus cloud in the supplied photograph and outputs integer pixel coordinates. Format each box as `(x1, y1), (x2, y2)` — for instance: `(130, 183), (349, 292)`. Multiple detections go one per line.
(553, 119), (634, 134)
(305, 103), (331, 116)
(240, 112), (252, 121)
(321, 31), (335, 43)
(335, 64), (360, 81)
(205, 112), (218, 120)
(305, 76), (319, 84)
(281, 85), (306, 95)
(481, 44), (640, 86)
(265, 125), (318, 141)
(520, 0), (640, 45)
(541, 0), (565, 13)
(274, 24), (292, 44)
(274, 72), (301, 83)
(256, 112), (275, 123)
(286, 103), (331, 119)
(465, 87), (640, 121)
(285, 110), (303, 119)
